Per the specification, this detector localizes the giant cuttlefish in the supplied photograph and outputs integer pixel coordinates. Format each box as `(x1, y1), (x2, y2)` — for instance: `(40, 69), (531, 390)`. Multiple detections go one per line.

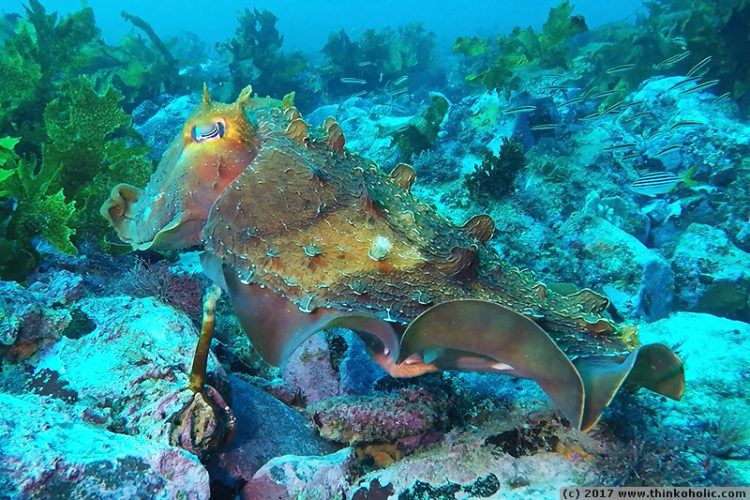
(102, 85), (684, 432)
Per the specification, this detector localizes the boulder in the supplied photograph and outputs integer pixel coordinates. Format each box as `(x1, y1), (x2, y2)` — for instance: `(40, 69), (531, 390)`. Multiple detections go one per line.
(557, 213), (673, 320)
(242, 449), (355, 500)
(0, 393), (209, 499)
(208, 374), (337, 487)
(671, 223), (750, 321)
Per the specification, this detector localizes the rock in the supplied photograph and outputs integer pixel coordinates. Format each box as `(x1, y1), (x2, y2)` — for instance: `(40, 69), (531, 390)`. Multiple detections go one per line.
(306, 388), (445, 445)
(557, 213), (673, 320)
(0, 280), (70, 354)
(638, 312), (750, 394)
(281, 330), (390, 404)
(671, 223), (750, 321)
(337, 331), (385, 395)
(0, 393), (209, 499)
(282, 334), (344, 404)
(133, 95), (198, 161)
(242, 448), (355, 500)
(28, 269), (84, 306)
(637, 311), (750, 465)
(307, 100), (397, 167)
(33, 296), (228, 453)
(208, 374), (337, 487)
(583, 191), (650, 244)
(347, 440), (588, 499)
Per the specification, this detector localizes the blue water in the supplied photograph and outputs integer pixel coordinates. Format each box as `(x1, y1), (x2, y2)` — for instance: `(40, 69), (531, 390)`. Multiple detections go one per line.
(4, 0), (643, 50)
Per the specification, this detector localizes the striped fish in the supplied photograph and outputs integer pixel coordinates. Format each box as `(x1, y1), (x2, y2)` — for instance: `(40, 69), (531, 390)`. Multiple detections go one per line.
(629, 167), (696, 196)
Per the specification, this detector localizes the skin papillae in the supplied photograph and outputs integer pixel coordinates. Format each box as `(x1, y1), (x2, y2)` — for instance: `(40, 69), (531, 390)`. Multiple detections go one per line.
(101, 85), (684, 432)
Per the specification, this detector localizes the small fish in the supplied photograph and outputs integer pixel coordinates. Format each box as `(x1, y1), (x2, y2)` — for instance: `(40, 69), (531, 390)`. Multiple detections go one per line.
(600, 100), (625, 115)
(530, 123), (557, 131)
(620, 99), (645, 109)
(667, 76), (701, 92)
(686, 56), (712, 77)
(340, 77), (367, 85)
(601, 143), (636, 151)
(389, 88), (408, 96)
(502, 105), (537, 115)
(623, 111), (651, 122)
(711, 91), (731, 104)
(655, 50), (691, 68)
(540, 85), (571, 91)
(644, 130), (661, 141)
(679, 79), (720, 95)
(349, 90), (367, 98)
(630, 167), (696, 196)
(668, 120), (703, 131)
(358, 61), (373, 67)
(393, 75), (409, 86)
(589, 90), (619, 99)
(556, 96), (586, 108)
(653, 144), (681, 157)
(672, 36), (687, 47)
(542, 73), (565, 79)
(606, 64), (636, 74)
(621, 153), (642, 161)
(578, 111), (601, 121)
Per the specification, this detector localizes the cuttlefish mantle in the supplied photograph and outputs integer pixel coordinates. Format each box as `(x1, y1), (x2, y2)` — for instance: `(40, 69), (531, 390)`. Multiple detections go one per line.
(103, 85), (684, 432)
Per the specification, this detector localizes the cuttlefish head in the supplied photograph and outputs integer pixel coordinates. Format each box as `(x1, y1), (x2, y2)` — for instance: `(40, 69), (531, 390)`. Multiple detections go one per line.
(101, 85), (258, 251)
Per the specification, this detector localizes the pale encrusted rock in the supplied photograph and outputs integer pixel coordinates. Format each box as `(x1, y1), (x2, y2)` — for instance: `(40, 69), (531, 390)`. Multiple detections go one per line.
(33, 296), (225, 447)
(242, 448), (355, 500)
(0, 393), (210, 499)
(557, 213), (673, 320)
(0, 280), (70, 348)
(671, 223), (750, 321)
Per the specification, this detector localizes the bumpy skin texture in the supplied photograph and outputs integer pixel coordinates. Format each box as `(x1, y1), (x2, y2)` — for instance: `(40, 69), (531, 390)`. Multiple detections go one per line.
(103, 86), (684, 431)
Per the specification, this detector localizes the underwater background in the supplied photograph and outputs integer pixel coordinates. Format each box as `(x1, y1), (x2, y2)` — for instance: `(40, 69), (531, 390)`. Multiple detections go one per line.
(0, 0), (748, 498)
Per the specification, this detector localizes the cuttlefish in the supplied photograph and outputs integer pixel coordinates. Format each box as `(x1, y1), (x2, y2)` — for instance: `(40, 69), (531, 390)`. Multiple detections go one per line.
(102, 85), (684, 434)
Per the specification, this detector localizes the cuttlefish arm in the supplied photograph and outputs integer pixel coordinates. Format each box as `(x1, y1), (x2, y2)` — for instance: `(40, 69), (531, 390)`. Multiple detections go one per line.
(100, 85), (258, 251)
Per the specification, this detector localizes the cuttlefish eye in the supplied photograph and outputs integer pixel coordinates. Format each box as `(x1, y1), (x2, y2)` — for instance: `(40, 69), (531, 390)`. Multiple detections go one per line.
(191, 119), (226, 143)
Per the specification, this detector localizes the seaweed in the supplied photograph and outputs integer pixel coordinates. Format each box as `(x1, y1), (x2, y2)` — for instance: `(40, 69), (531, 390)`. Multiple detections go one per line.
(218, 8), (309, 106)
(0, 2), (163, 281)
(383, 94), (449, 161)
(0, 139), (74, 280)
(464, 138), (525, 201)
(453, 1), (587, 91)
(0, 0), (99, 156)
(574, 0), (750, 111)
(94, 10), (202, 110)
(321, 23), (436, 98)
(0, 79), (152, 282)
(43, 78), (153, 244)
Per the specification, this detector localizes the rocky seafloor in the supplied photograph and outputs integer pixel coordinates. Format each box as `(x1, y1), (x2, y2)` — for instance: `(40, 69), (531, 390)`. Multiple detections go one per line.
(1, 74), (749, 498)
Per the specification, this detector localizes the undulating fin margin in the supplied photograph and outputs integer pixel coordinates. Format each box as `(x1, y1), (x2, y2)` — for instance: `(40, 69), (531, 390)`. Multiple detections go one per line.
(212, 250), (683, 432)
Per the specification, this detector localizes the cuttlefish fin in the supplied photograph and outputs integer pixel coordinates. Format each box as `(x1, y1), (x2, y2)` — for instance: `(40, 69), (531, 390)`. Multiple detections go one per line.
(221, 266), (400, 367)
(573, 343), (684, 431)
(397, 299), (585, 431)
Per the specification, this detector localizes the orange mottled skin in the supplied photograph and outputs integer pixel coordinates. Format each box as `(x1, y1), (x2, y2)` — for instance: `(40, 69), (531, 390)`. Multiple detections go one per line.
(102, 86), (684, 432)
(104, 86), (630, 357)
